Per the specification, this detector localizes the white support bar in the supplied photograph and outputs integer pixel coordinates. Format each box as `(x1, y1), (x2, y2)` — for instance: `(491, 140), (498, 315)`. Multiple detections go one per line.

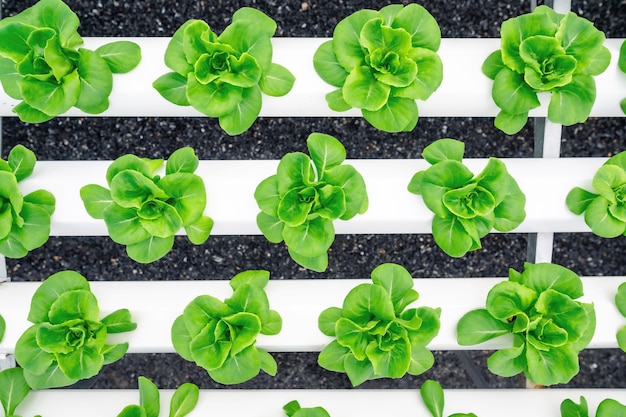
(1, 38), (624, 118)
(16, 157), (604, 237)
(0, 277), (623, 354)
(15, 388), (626, 417)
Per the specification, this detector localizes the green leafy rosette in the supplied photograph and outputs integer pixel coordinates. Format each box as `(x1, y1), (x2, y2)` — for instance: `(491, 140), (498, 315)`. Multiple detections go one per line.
(313, 4), (443, 132)
(566, 150), (626, 238)
(153, 8), (295, 135)
(457, 262), (596, 386)
(80, 147), (214, 263)
(318, 263), (441, 386)
(0, 0), (141, 122)
(408, 138), (526, 257)
(14, 270), (137, 389)
(0, 145), (55, 258)
(171, 270), (282, 385)
(254, 132), (368, 272)
(483, 5), (610, 134)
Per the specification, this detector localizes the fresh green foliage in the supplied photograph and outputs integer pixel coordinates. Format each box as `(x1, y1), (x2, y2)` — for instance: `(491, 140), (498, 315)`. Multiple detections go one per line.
(14, 270), (137, 389)
(0, 314), (4, 342)
(283, 401), (331, 417)
(171, 270), (282, 385)
(617, 41), (626, 114)
(615, 282), (626, 352)
(254, 132), (368, 272)
(407, 139), (526, 257)
(313, 4), (443, 132)
(419, 380), (478, 417)
(116, 376), (199, 417)
(483, 5), (610, 134)
(561, 396), (626, 417)
(153, 8), (295, 135)
(80, 147), (213, 263)
(566, 150), (626, 238)
(457, 262), (596, 386)
(318, 263), (441, 386)
(0, 368), (39, 417)
(0, 0), (141, 123)
(0, 144), (56, 258)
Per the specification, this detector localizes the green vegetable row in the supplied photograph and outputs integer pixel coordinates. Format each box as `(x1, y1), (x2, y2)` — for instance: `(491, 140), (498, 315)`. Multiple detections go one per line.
(2, 261), (626, 393)
(1, 0), (624, 135)
(6, 137), (626, 271)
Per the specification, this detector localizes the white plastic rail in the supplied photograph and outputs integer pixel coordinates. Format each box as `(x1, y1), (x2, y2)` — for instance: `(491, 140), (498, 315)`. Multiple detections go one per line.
(0, 38), (624, 118)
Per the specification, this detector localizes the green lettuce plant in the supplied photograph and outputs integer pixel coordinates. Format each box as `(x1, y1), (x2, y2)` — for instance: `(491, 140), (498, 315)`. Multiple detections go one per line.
(457, 262), (596, 386)
(483, 5), (611, 134)
(566, 150), (626, 238)
(153, 8), (295, 135)
(0, 314), (4, 342)
(562, 396), (626, 417)
(116, 376), (199, 417)
(0, 144), (56, 258)
(420, 380), (478, 417)
(171, 270), (282, 385)
(318, 263), (441, 386)
(283, 401), (331, 417)
(615, 282), (626, 353)
(254, 132), (368, 272)
(313, 4), (443, 132)
(14, 270), (137, 389)
(80, 147), (213, 263)
(0, 367), (40, 417)
(407, 138), (526, 257)
(0, 0), (141, 123)
(617, 41), (626, 114)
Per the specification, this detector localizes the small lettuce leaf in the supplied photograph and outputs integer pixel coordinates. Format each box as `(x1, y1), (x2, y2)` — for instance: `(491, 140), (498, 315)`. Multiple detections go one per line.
(409, 139), (525, 257)
(456, 262), (595, 386)
(80, 147), (213, 263)
(314, 4), (442, 132)
(0, 0), (141, 121)
(154, 9), (294, 135)
(318, 263), (440, 386)
(171, 269), (281, 385)
(254, 133), (368, 271)
(14, 270), (136, 389)
(484, 5), (610, 133)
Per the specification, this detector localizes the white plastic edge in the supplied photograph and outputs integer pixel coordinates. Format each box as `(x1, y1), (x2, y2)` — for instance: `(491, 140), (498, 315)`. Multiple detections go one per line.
(0, 276), (622, 354)
(17, 157), (605, 236)
(1, 37), (625, 118)
(16, 388), (626, 417)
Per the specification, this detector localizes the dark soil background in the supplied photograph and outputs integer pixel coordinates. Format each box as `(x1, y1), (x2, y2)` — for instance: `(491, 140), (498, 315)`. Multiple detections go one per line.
(1, 0), (626, 390)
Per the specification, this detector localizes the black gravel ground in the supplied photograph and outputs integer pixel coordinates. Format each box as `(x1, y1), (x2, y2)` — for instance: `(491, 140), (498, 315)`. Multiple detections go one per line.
(1, 0), (626, 391)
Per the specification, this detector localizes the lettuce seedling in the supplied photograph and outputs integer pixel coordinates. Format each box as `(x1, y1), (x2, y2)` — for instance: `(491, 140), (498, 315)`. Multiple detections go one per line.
(0, 367), (40, 417)
(0, 0), (141, 123)
(615, 282), (626, 353)
(407, 138), (526, 257)
(313, 4), (442, 132)
(457, 262), (596, 386)
(14, 270), (137, 389)
(153, 8), (295, 136)
(283, 401), (331, 417)
(0, 314), (4, 342)
(0, 144), (56, 258)
(562, 396), (626, 417)
(420, 380), (477, 417)
(617, 41), (626, 114)
(483, 5), (610, 134)
(116, 376), (199, 417)
(80, 147), (214, 263)
(318, 263), (441, 386)
(171, 269), (282, 385)
(566, 150), (626, 238)
(254, 132), (368, 272)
